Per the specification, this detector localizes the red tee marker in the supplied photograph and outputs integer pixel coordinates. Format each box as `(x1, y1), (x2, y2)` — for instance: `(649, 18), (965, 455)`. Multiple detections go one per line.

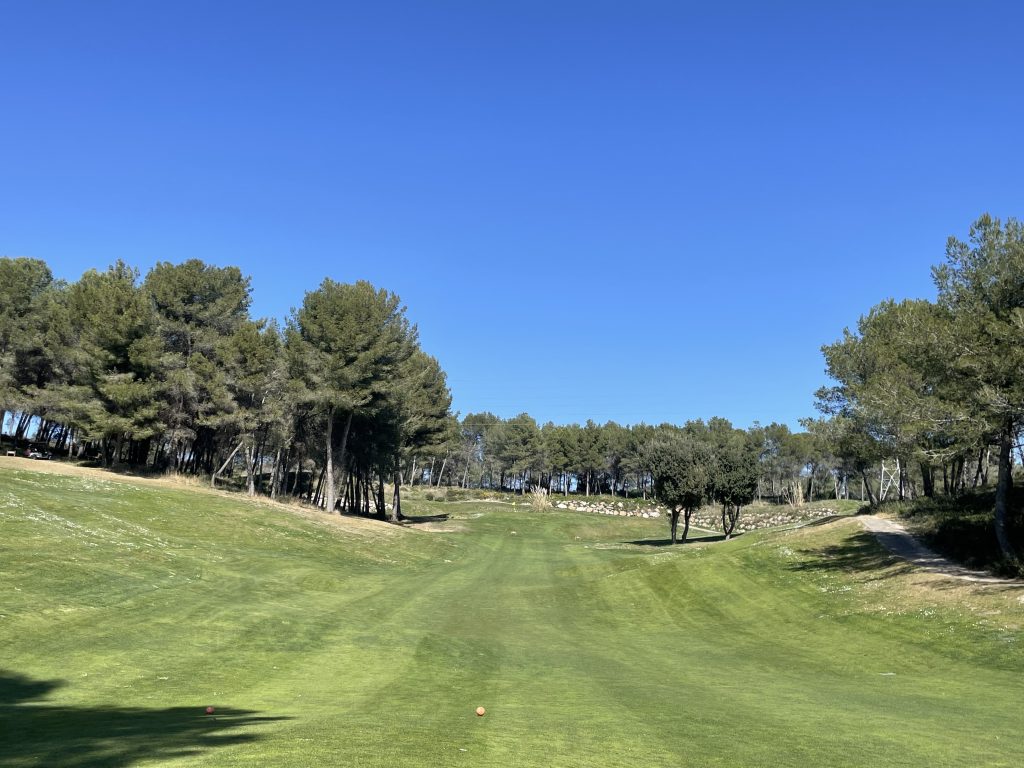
(205, 706), (215, 715)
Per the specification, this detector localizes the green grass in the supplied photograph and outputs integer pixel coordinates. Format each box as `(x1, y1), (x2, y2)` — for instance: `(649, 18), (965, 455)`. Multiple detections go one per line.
(2, 462), (1024, 767)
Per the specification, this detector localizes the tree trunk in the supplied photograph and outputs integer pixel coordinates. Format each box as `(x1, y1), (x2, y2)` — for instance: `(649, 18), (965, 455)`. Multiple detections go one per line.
(390, 470), (402, 522)
(333, 410), (354, 512)
(436, 454), (448, 487)
(680, 508), (693, 543)
(722, 504), (739, 539)
(311, 465), (325, 506)
(255, 431), (267, 492)
(859, 468), (878, 507)
(324, 405), (336, 511)
(267, 447), (280, 499)
(670, 509), (680, 543)
(920, 462), (934, 498)
(244, 444), (256, 496)
(288, 446), (302, 496)
(376, 472), (385, 516)
(993, 425), (1016, 562)
(15, 412), (31, 442)
(113, 433), (125, 468)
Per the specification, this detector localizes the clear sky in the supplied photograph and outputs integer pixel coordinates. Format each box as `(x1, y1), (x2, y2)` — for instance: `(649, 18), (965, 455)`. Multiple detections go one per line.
(3, 1), (1023, 430)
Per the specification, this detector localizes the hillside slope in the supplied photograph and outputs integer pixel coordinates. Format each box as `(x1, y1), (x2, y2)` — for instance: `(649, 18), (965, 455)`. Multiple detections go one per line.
(2, 461), (1023, 767)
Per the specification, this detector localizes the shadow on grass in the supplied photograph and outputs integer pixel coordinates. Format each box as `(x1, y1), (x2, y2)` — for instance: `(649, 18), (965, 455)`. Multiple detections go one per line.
(0, 670), (289, 768)
(627, 533), (734, 547)
(786, 531), (916, 579)
(796, 514), (850, 527)
(399, 513), (451, 524)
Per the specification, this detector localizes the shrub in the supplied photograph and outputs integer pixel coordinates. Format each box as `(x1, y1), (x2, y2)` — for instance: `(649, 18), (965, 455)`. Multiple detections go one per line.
(530, 487), (551, 511)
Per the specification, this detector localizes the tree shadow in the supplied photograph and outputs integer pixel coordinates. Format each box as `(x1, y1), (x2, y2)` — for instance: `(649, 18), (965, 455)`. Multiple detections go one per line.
(0, 670), (289, 768)
(398, 513), (451, 524)
(786, 531), (917, 579)
(627, 538), (676, 547)
(627, 533), (732, 547)
(796, 514), (850, 527)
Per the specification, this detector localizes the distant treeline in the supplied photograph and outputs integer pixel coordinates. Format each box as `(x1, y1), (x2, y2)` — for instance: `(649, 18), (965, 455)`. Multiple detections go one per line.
(429, 414), (828, 506)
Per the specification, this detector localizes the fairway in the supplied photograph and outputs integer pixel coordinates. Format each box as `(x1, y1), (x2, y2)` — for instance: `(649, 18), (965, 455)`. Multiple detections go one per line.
(2, 461), (1023, 767)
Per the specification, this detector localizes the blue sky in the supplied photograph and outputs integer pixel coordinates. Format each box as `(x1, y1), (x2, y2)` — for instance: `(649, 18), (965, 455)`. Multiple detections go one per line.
(3, 1), (1023, 429)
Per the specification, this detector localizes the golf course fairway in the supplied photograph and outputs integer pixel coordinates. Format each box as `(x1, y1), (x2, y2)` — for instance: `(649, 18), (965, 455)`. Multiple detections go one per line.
(2, 460), (1023, 767)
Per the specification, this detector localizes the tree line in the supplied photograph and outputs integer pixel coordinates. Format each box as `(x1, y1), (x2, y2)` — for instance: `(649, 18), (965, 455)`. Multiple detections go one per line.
(422, 413), (822, 502)
(0, 257), (856, 524)
(0, 258), (450, 519)
(3, 213), (1019, 556)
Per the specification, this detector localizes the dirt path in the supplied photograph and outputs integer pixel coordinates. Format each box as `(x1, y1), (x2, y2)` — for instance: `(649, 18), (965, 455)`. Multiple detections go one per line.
(861, 515), (1018, 584)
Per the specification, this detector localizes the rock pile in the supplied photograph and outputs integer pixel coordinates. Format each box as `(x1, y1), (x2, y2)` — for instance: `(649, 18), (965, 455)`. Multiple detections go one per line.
(553, 499), (662, 519)
(553, 498), (840, 533)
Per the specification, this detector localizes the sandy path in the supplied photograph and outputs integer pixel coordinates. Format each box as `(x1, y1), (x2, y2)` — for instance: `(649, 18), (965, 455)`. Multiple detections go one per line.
(860, 515), (1018, 584)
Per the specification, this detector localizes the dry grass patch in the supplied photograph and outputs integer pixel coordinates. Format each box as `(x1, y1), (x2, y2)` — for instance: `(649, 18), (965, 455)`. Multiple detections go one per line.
(777, 516), (1024, 620)
(0, 455), (406, 542)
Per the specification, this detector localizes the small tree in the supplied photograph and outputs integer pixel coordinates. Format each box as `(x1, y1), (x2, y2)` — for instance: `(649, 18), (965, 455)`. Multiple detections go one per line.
(712, 435), (758, 538)
(650, 435), (712, 543)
